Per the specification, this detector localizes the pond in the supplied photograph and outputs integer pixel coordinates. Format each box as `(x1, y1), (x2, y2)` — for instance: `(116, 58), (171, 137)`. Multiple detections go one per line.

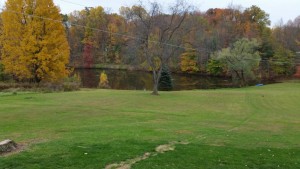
(75, 69), (233, 91)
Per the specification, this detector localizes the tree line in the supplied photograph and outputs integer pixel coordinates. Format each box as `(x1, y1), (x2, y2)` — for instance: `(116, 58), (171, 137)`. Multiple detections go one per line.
(0, 0), (299, 94)
(64, 2), (299, 91)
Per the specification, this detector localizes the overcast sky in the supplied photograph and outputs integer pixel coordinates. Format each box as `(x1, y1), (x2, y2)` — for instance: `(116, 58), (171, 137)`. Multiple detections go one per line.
(1, 0), (299, 27)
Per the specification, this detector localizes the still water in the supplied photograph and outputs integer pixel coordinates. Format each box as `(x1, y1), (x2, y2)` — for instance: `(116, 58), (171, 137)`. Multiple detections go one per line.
(75, 69), (233, 90)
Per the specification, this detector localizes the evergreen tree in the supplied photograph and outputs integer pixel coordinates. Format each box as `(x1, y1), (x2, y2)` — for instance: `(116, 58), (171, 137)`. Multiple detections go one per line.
(1, 0), (70, 82)
(158, 65), (173, 91)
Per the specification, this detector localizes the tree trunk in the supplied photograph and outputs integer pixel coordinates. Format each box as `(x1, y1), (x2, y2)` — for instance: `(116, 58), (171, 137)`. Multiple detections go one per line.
(152, 70), (159, 95)
(241, 70), (246, 86)
(152, 83), (159, 95)
(151, 66), (163, 95)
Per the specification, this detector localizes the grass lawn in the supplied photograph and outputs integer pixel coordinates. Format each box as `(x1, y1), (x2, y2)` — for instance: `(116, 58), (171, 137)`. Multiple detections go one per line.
(0, 81), (299, 168)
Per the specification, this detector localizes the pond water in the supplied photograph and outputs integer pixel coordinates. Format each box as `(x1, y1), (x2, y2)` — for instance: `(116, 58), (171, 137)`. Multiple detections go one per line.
(75, 69), (233, 91)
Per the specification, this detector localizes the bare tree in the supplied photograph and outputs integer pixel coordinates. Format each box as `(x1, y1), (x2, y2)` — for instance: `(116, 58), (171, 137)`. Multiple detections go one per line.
(124, 0), (191, 95)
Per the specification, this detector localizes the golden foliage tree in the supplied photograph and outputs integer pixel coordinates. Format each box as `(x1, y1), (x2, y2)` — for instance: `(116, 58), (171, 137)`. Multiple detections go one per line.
(1, 0), (70, 82)
(180, 48), (199, 73)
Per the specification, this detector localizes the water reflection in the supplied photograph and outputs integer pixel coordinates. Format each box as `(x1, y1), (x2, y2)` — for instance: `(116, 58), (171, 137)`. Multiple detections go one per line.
(75, 69), (233, 90)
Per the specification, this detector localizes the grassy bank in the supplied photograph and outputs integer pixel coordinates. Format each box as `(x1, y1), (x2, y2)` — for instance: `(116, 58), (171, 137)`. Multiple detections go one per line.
(0, 82), (299, 168)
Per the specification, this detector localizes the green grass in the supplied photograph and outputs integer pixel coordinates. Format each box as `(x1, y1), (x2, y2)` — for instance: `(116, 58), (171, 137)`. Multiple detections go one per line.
(0, 82), (299, 168)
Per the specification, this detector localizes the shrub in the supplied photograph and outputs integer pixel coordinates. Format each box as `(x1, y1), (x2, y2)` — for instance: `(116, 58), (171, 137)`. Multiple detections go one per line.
(0, 73), (81, 92)
(62, 73), (81, 91)
(207, 59), (226, 76)
(37, 73), (81, 92)
(98, 71), (110, 89)
(0, 82), (12, 91)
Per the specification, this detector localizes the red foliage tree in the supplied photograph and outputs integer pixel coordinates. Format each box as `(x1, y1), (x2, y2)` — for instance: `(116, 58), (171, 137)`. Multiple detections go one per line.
(83, 41), (93, 68)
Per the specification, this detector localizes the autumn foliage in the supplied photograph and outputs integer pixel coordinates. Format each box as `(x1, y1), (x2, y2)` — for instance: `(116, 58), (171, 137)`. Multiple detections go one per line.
(98, 71), (110, 88)
(64, 4), (299, 82)
(180, 48), (199, 73)
(0, 1), (299, 87)
(0, 0), (70, 82)
(83, 41), (93, 68)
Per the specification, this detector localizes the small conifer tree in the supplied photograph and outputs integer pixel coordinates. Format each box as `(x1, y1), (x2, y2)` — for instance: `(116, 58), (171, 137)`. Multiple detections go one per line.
(158, 65), (173, 91)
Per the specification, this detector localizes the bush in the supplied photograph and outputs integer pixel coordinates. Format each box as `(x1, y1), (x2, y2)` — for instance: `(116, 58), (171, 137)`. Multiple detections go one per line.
(0, 73), (82, 92)
(207, 59), (226, 76)
(0, 82), (35, 91)
(62, 73), (81, 91)
(0, 82), (12, 91)
(38, 73), (81, 92)
(98, 71), (110, 89)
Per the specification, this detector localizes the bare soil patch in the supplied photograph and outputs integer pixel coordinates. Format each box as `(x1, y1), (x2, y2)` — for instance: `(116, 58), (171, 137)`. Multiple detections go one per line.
(105, 141), (189, 169)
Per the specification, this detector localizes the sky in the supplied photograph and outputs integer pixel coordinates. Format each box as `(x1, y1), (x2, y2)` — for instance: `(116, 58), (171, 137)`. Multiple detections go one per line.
(1, 0), (299, 27)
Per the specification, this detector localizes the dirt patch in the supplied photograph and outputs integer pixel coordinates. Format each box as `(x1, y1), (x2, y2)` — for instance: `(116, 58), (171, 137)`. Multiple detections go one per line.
(105, 141), (189, 169)
(0, 138), (48, 157)
(155, 141), (189, 153)
(0, 140), (17, 153)
(105, 152), (151, 169)
(155, 144), (175, 153)
(0, 143), (26, 157)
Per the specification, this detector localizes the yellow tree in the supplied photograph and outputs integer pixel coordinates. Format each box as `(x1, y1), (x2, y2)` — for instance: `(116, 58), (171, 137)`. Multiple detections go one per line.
(107, 23), (118, 63)
(106, 14), (126, 64)
(180, 47), (199, 73)
(1, 0), (28, 79)
(1, 0), (70, 82)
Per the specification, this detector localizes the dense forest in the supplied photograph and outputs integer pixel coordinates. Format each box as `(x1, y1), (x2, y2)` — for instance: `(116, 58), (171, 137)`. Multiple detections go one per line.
(0, 1), (300, 91)
(64, 2), (299, 81)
